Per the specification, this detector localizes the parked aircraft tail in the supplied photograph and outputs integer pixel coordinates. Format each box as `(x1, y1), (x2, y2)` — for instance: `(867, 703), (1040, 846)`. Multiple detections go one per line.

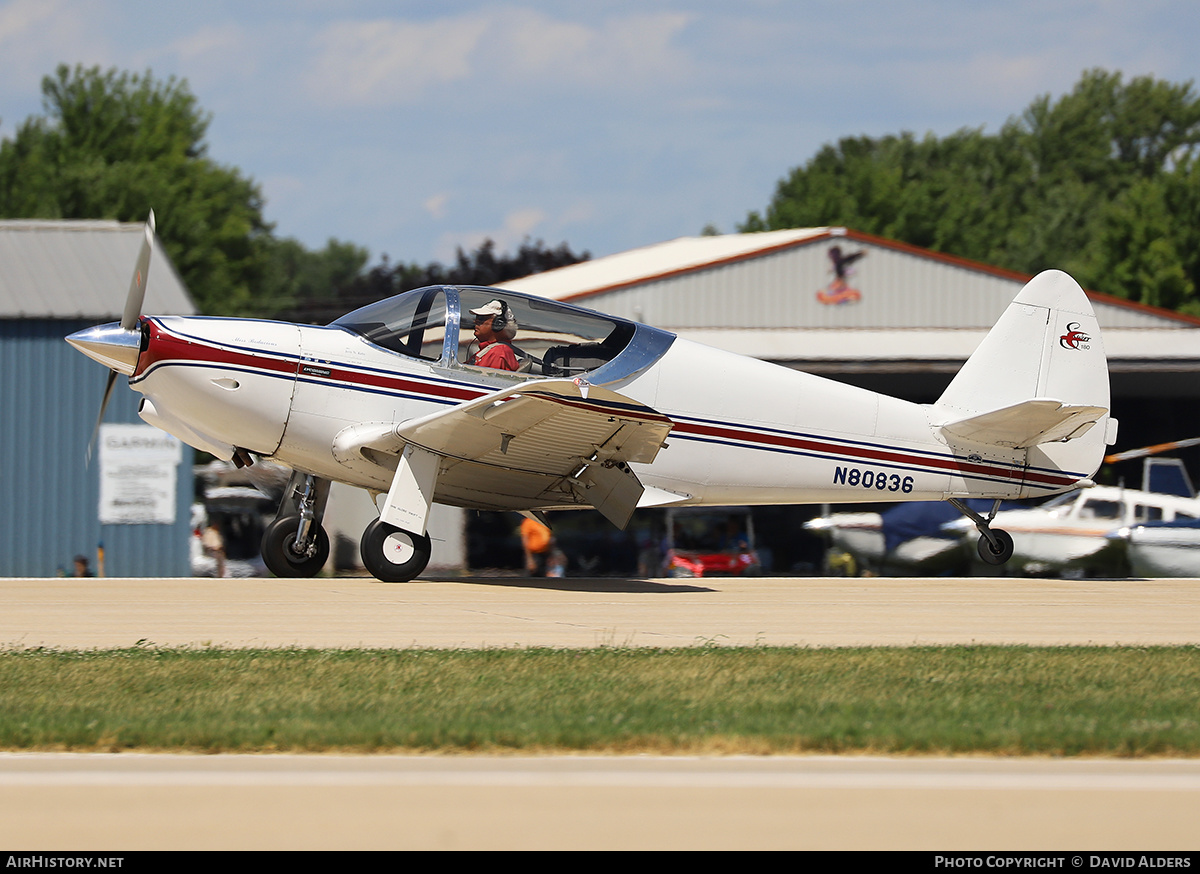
(931, 269), (1117, 498)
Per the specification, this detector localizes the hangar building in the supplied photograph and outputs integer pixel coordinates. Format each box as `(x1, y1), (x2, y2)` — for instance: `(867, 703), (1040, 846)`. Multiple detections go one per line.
(0, 220), (197, 577)
(499, 228), (1200, 573)
(502, 227), (1200, 461)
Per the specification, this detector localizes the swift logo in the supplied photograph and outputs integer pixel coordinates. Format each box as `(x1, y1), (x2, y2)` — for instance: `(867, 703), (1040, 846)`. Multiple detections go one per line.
(1059, 323), (1092, 350)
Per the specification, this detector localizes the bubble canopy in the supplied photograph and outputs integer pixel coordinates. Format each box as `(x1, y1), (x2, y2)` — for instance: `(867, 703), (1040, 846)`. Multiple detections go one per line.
(331, 284), (675, 383)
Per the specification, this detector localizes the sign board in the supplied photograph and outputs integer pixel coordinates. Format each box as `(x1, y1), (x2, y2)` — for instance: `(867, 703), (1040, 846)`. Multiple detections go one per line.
(98, 424), (183, 525)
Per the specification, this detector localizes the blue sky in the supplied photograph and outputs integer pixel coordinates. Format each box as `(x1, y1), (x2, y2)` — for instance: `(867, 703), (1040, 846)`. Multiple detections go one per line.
(2, 1), (1199, 267)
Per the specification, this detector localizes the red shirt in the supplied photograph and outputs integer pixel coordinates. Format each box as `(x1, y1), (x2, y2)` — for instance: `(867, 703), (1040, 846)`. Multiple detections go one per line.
(472, 340), (518, 371)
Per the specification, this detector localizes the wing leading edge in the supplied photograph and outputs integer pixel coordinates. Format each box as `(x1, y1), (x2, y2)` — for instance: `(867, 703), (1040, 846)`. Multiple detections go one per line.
(333, 378), (673, 529)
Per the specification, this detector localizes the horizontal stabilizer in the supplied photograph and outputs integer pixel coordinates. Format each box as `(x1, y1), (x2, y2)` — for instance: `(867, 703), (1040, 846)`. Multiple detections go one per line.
(939, 398), (1108, 449)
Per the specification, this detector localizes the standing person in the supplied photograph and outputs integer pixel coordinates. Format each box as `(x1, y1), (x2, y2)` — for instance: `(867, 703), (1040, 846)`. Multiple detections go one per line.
(519, 516), (553, 577)
(202, 523), (227, 578)
(545, 546), (567, 578)
(72, 555), (94, 577)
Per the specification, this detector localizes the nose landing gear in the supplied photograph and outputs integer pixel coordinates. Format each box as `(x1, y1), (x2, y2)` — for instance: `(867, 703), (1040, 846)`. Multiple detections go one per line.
(261, 472), (331, 578)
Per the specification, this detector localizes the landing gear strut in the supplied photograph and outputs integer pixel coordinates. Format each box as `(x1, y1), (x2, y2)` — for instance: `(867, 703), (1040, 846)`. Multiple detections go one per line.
(948, 498), (1015, 566)
(261, 472), (331, 578)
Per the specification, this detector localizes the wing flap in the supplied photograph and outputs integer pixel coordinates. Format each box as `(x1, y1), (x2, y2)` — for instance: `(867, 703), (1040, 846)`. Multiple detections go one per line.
(568, 462), (645, 529)
(332, 378), (674, 522)
(940, 398), (1108, 449)
(397, 379), (673, 471)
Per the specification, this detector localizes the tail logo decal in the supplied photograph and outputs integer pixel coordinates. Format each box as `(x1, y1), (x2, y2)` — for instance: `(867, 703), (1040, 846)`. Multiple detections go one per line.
(1059, 322), (1092, 350)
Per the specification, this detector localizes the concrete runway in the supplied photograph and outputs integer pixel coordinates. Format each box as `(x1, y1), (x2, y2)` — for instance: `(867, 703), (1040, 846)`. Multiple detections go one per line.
(4, 752), (1200, 851)
(3, 574), (1200, 649)
(2, 574), (1199, 850)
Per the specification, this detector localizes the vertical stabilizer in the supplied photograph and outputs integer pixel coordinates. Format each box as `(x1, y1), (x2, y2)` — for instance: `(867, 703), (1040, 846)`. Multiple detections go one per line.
(933, 270), (1116, 496)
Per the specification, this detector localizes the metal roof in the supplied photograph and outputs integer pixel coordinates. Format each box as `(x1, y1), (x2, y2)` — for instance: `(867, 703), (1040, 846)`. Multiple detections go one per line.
(500, 227), (1200, 331)
(0, 219), (195, 319)
(503, 227), (831, 300)
(498, 228), (1200, 372)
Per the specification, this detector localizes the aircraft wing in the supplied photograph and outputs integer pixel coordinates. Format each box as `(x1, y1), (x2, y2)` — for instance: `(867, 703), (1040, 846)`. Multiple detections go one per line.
(939, 398), (1108, 449)
(334, 379), (673, 527)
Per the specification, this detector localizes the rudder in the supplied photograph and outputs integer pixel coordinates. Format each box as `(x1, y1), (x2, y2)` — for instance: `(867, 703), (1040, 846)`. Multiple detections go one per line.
(933, 270), (1117, 496)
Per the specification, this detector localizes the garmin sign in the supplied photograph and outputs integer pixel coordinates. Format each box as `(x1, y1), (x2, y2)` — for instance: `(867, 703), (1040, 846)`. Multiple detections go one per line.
(98, 424), (183, 525)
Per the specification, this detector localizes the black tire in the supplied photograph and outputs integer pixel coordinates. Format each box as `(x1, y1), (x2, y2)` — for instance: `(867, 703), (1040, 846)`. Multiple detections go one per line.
(261, 514), (330, 578)
(977, 529), (1015, 566)
(360, 518), (432, 582)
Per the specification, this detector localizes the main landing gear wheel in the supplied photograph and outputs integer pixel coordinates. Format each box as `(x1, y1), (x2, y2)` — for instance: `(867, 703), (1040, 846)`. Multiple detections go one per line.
(261, 514), (330, 578)
(977, 529), (1015, 566)
(361, 519), (432, 582)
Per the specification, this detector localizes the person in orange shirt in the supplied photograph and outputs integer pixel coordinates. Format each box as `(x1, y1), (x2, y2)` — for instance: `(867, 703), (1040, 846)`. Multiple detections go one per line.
(519, 516), (553, 576)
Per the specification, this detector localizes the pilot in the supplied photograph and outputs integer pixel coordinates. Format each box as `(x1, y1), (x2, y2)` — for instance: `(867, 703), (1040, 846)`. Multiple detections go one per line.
(468, 299), (519, 371)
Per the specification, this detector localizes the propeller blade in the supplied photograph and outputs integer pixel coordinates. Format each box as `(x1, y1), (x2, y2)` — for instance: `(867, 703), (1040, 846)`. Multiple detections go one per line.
(120, 210), (155, 331)
(1104, 436), (1200, 464)
(86, 370), (120, 465)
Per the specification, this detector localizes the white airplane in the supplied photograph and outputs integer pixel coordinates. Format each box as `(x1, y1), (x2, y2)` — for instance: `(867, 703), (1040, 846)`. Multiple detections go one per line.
(942, 484), (1200, 576)
(941, 457), (1200, 576)
(66, 213), (1118, 582)
(811, 456), (1200, 577)
(1114, 517), (1200, 578)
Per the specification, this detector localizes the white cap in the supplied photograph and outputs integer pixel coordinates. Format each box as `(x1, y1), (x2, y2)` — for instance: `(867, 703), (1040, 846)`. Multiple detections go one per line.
(469, 299), (507, 317)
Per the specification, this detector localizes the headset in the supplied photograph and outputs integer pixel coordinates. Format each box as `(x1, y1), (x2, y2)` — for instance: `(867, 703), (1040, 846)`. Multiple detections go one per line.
(491, 301), (517, 340)
(490, 300), (510, 333)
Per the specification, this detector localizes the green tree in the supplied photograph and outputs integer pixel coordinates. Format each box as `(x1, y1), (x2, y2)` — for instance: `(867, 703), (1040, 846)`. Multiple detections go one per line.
(0, 64), (591, 321)
(1092, 169), (1200, 316)
(0, 64), (273, 314)
(278, 237), (590, 324)
(257, 237), (370, 317)
(742, 68), (1200, 314)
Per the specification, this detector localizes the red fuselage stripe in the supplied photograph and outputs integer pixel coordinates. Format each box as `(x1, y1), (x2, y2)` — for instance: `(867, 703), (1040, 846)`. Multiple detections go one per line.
(138, 321), (1074, 488)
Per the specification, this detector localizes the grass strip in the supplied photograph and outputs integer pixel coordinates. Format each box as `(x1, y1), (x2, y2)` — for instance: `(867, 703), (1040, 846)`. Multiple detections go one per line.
(0, 645), (1197, 755)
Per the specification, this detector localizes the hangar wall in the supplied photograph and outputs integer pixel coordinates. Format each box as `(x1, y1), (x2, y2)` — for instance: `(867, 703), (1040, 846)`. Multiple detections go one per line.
(0, 319), (194, 577)
(0, 221), (198, 578)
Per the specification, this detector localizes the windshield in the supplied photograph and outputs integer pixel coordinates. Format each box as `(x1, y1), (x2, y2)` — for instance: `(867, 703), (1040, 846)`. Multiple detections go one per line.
(1039, 491), (1081, 516)
(331, 287), (448, 361)
(1078, 498), (1122, 520)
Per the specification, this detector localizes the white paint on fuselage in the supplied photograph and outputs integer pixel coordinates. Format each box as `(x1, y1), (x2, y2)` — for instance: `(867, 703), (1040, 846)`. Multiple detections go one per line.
(132, 317), (301, 459)
(134, 317), (1075, 513)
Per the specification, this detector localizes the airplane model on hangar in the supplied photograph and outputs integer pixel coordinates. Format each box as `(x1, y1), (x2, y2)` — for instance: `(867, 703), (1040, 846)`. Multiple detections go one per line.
(67, 213), (1119, 582)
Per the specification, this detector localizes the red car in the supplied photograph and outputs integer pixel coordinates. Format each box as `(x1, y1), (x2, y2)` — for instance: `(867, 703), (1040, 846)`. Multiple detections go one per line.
(665, 547), (761, 578)
(662, 508), (762, 578)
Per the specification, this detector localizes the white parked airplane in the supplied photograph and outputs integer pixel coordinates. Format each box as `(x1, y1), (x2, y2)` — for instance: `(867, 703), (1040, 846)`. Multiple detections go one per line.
(812, 457), (1200, 577)
(1114, 517), (1200, 578)
(942, 483), (1200, 576)
(67, 213), (1118, 582)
